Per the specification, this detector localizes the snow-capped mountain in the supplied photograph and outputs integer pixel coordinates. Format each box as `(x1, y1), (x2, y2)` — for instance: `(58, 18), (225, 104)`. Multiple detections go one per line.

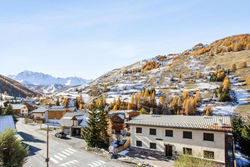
(8, 71), (92, 94)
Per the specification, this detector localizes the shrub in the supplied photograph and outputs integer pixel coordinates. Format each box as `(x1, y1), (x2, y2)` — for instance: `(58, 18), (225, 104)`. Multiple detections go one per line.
(246, 76), (250, 85)
(231, 64), (237, 72)
(239, 62), (247, 68)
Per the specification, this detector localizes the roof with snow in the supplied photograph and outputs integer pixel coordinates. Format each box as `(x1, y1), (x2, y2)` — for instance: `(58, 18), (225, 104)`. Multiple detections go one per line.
(59, 112), (88, 127)
(31, 107), (48, 113)
(11, 104), (26, 110)
(126, 115), (232, 132)
(0, 115), (16, 133)
(108, 110), (138, 119)
(48, 106), (75, 112)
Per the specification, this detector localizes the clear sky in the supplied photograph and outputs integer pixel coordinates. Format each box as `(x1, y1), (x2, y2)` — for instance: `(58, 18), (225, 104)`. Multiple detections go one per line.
(0, 0), (249, 79)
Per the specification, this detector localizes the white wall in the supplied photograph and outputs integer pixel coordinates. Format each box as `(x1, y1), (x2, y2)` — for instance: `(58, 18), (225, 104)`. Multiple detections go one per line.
(130, 125), (226, 164)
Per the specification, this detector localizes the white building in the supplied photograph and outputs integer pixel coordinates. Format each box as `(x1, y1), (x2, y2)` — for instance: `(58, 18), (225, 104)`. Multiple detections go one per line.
(30, 107), (48, 123)
(11, 104), (28, 116)
(127, 115), (233, 166)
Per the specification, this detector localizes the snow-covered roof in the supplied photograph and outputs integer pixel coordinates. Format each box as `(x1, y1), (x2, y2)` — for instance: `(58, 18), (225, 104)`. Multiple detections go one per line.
(0, 115), (16, 133)
(31, 107), (48, 113)
(11, 104), (26, 110)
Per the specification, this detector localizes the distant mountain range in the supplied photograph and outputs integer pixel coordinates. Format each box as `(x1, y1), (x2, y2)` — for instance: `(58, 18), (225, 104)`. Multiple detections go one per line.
(8, 71), (91, 94)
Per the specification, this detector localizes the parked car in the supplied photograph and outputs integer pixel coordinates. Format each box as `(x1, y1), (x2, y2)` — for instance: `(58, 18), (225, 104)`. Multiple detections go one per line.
(55, 132), (67, 139)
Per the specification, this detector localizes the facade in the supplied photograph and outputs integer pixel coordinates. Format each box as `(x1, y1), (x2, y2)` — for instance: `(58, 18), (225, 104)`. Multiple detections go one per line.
(59, 112), (88, 136)
(108, 110), (140, 134)
(30, 107), (48, 123)
(11, 104), (29, 116)
(47, 106), (75, 123)
(127, 115), (233, 166)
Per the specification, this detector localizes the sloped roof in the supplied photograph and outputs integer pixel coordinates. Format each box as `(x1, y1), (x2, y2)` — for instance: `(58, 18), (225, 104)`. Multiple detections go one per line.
(31, 107), (48, 113)
(126, 115), (232, 132)
(11, 104), (26, 110)
(0, 115), (16, 133)
(59, 112), (88, 127)
(108, 110), (138, 118)
(48, 106), (75, 112)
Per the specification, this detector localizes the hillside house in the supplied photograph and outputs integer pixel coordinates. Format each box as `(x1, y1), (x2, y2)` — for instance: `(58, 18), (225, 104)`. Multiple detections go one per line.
(30, 107), (48, 123)
(47, 106), (75, 123)
(108, 110), (140, 135)
(59, 112), (88, 136)
(127, 115), (234, 166)
(11, 104), (28, 116)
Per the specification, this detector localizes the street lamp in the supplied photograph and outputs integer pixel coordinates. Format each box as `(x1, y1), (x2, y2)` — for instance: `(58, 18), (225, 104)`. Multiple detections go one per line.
(45, 125), (49, 167)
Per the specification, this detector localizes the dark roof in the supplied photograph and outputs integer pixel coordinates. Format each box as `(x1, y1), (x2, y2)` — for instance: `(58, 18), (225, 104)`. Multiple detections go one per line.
(0, 115), (16, 133)
(126, 115), (232, 132)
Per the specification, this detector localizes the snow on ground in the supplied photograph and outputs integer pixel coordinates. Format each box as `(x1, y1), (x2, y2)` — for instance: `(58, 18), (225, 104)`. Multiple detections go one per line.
(234, 89), (249, 105)
(118, 150), (129, 156)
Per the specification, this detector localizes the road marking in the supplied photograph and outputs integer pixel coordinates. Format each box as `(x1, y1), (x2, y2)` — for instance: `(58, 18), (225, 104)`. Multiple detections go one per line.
(67, 148), (76, 152)
(59, 160), (79, 167)
(50, 157), (59, 164)
(64, 149), (74, 154)
(62, 151), (71, 156)
(54, 155), (63, 160)
(58, 153), (67, 158)
(88, 160), (106, 167)
(98, 160), (106, 164)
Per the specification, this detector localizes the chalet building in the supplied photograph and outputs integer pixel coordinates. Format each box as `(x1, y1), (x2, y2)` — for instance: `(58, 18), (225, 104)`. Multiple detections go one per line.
(30, 107), (48, 123)
(59, 112), (88, 136)
(108, 110), (140, 134)
(47, 106), (75, 123)
(127, 115), (234, 166)
(11, 104), (28, 116)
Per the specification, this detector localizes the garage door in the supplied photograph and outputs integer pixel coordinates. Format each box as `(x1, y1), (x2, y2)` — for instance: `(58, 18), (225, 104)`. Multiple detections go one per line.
(64, 127), (70, 135)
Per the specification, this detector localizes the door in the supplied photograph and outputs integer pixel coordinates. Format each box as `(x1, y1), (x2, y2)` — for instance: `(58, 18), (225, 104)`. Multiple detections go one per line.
(165, 145), (172, 157)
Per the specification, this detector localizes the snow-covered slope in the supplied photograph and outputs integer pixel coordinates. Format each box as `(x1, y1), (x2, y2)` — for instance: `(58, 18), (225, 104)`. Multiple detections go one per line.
(9, 71), (92, 94)
(9, 71), (91, 86)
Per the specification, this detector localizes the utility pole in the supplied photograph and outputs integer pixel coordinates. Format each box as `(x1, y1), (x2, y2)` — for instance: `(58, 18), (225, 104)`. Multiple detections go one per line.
(46, 125), (49, 167)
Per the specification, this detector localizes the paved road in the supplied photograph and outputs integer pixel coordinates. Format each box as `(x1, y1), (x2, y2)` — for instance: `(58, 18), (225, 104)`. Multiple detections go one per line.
(16, 119), (133, 167)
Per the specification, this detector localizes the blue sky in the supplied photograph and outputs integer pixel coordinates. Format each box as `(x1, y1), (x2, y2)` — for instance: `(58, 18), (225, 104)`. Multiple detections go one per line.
(0, 0), (249, 79)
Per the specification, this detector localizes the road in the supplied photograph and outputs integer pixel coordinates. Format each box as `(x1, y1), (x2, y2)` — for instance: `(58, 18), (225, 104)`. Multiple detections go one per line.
(16, 119), (133, 167)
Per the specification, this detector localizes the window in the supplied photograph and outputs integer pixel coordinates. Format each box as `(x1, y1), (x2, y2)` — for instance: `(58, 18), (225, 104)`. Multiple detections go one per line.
(136, 140), (142, 147)
(203, 133), (214, 141)
(150, 128), (156, 135)
(136, 127), (142, 133)
(204, 151), (214, 159)
(165, 130), (173, 137)
(183, 131), (192, 139)
(150, 143), (156, 149)
(183, 148), (192, 155)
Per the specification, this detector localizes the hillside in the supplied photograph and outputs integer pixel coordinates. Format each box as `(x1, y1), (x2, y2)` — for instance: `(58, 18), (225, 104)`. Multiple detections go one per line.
(0, 74), (39, 98)
(55, 34), (250, 117)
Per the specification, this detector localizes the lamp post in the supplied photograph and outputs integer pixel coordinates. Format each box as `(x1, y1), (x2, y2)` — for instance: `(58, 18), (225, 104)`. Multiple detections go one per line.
(45, 125), (49, 167)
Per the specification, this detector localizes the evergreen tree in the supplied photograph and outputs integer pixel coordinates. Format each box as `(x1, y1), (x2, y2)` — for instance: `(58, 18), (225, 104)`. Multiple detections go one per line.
(0, 129), (29, 167)
(232, 116), (244, 144)
(97, 110), (110, 149)
(74, 99), (79, 109)
(82, 110), (102, 148)
(56, 98), (60, 106)
(240, 117), (250, 156)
